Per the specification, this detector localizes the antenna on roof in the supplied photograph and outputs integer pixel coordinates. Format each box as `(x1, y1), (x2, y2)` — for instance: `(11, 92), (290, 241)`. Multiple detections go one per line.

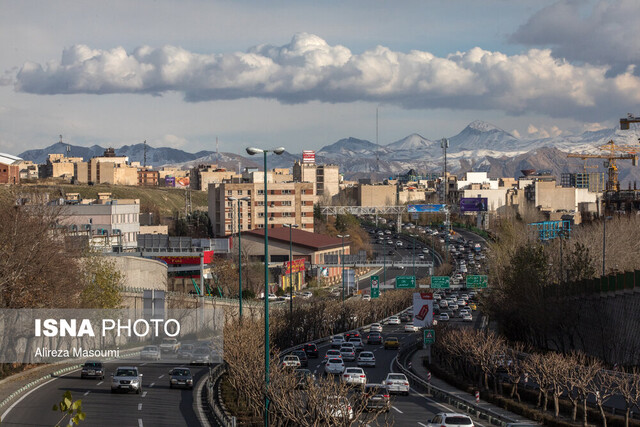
(216, 136), (220, 164)
(143, 140), (147, 168)
(376, 107), (379, 173)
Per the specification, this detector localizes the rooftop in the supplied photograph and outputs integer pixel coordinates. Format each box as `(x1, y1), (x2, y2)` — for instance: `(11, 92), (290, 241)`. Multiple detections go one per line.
(243, 228), (349, 251)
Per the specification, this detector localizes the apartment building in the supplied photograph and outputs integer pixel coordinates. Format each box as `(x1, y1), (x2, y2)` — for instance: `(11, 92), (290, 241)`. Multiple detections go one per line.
(74, 148), (138, 185)
(292, 161), (340, 201)
(138, 168), (159, 186)
(0, 153), (21, 185)
(208, 181), (315, 236)
(43, 153), (84, 179)
(190, 164), (240, 191)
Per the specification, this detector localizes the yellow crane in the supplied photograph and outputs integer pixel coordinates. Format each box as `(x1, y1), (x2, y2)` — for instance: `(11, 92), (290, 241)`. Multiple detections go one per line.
(567, 140), (639, 191)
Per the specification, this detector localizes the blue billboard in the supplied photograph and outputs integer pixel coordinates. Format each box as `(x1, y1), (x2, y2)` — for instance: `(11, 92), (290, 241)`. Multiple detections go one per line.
(460, 198), (488, 212)
(407, 204), (446, 213)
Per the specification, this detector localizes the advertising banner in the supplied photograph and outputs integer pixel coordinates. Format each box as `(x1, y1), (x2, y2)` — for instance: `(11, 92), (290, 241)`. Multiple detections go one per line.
(302, 150), (316, 164)
(412, 292), (434, 327)
(175, 177), (190, 188)
(408, 204), (446, 213)
(284, 258), (306, 275)
(460, 197), (488, 212)
(156, 250), (213, 265)
(164, 176), (176, 187)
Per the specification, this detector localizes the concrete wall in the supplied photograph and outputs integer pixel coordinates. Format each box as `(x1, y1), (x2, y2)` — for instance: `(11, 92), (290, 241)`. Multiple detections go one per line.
(462, 188), (507, 212)
(112, 256), (168, 291)
(359, 184), (397, 206)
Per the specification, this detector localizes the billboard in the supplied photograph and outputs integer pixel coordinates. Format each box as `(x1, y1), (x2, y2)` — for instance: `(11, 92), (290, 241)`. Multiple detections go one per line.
(408, 204), (446, 213)
(412, 292), (434, 327)
(460, 197), (488, 212)
(284, 259), (305, 274)
(302, 150), (316, 164)
(175, 177), (190, 188)
(164, 176), (176, 187)
(155, 250), (214, 265)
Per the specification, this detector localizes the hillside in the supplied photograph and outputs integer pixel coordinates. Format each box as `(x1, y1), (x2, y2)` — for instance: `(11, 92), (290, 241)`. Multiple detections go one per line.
(3, 183), (208, 218)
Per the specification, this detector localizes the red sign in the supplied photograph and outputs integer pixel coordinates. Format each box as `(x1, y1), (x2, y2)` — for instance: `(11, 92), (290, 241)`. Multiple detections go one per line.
(156, 250), (214, 265)
(284, 259), (305, 274)
(419, 292), (433, 299)
(302, 150), (315, 164)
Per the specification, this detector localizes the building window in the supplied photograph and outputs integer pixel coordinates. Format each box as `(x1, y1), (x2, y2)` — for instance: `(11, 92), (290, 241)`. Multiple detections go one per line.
(282, 200), (292, 206)
(282, 212), (292, 217)
(237, 190), (243, 195)
(258, 212), (264, 218)
(227, 190), (232, 195)
(257, 190), (264, 195)
(257, 224), (264, 228)
(282, 190), (291, 195)
(247, 190), (251, 195)
(256, 201), (264, 206)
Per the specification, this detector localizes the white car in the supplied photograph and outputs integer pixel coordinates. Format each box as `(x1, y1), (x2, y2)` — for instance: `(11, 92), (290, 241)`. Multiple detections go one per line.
(330, 335), (345, 348)
(404, 323), (419, 332)
(301, 291), (313, 299)
(267, 293), (278, 300)
(387, 316), (401, 325)
(356, 351), (376, 368)
(140, 345), (161, 361)
(324, 349), (342, 362)
(370, 323), (383, 333)
(383, 373), (410, 395)
(362, 295), (371, 301)
(395, 241), (403, 247)
(348, 338), (364, 352)
(438, 313), (450, 322)
(427, 412), (475, 427)
(439, 300), (449, 308)
(282, 355), (301, 368)
(325, 358), (345, 375)
(339, 345), (356, 362)
(342, 367), (366, 385)
(462, 313), (473, 322)
(323, 395), (354, 421)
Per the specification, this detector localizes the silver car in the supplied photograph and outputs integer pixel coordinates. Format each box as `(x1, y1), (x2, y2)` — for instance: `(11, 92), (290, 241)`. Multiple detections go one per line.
(111, 366), (143, 394)
(140, 345), (161, 361)
(357, 351), (376, 368)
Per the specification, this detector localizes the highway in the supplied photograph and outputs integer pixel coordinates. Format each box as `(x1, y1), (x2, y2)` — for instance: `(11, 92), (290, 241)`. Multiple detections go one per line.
(1, 356), (210, 427)
(304, 316), (485, 427)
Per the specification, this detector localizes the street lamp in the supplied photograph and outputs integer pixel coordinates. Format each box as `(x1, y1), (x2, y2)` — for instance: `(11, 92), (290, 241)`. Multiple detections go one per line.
(245, 146), (285, 427)
(337, 234), (350, 302)
(283, 224), (298, 315)
(411, 234), (416, 277)
(228, 196), (251, 319)
(383, 238), (387, 289)
(602, 216), (613, 276)
(441, 138), (449, 203)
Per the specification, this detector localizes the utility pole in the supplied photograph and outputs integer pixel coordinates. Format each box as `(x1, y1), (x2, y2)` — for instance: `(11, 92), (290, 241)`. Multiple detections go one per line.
(143, 140), (147, 168)
(441, 138), (449, 203)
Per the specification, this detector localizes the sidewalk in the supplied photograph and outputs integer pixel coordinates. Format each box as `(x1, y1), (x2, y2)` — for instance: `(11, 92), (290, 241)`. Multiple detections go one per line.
(408, 348), (534, 424)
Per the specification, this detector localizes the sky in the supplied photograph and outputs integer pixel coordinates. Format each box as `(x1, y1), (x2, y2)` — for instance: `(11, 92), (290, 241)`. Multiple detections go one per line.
(2, 0), (639, 157)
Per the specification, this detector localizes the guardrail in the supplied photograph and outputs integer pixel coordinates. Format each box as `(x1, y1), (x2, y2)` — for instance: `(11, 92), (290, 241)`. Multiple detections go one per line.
(394, 344), (517, 427)
(206, 307), (412, 426)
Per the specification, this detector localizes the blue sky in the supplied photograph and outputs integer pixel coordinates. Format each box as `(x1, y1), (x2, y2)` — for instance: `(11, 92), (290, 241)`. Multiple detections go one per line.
(1, 0), (638, 157)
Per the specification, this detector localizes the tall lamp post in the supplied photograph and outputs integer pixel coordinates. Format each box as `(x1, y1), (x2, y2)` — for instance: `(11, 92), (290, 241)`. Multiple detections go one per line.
(383, 238), (387, 289)
(246, 146), (285, 427)
(283, 224), (298, 315)
(411, 234), (416, 277)
(602, 216), (613, 276)
(441, 138), (449, 203)
(337, 234), (349, 302)
(228, 196), (251, 319)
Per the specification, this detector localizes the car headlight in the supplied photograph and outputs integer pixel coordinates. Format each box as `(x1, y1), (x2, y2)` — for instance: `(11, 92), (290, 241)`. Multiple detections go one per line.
(171, 379), (177, 384)
(186, 379), (193, 384)
(131, 379), (139, 384)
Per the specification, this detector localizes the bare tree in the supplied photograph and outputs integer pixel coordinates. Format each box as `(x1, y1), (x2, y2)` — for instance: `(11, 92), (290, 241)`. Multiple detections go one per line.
(586, 369), (616, 427)
(614, 367), (640, 427)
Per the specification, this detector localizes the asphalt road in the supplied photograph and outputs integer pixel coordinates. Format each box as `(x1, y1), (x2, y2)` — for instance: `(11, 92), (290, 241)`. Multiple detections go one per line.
(306, 316), (487, 427)
(1, 356), (210, 427)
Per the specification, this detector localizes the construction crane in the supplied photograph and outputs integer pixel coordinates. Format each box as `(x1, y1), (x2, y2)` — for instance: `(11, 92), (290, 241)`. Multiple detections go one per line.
(619, 113), (640, 129)
(567, 140), (639, 191)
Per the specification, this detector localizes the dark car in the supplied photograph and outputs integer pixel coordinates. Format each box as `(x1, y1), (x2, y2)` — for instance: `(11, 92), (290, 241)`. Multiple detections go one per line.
(291, 350), (309, 368)
(294, 369), (315, 389)
(80, 361), (105, 380)
(367, 332), (382, 345)
(303, 343), (319, 358)
(353, 383), (390, 412)
(399, 313), (411, 322)
(344, 331), (361, 340)
(169, 367), (193, 389)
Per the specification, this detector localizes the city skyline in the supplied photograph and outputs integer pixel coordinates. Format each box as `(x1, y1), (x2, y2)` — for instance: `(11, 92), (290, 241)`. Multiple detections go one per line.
(2, 0), (638, 157)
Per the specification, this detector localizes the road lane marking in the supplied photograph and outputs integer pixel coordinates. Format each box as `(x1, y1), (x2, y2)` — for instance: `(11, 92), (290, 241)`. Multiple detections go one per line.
(138, 419), (143, 427)
(138, 403), (142, 411)
(158, 374), (164, 379)
(97, 381), (103, 386)
(142, 391), (147, 398)
(149, 382), (155, 388)
(83, 391), (90, 396)
(418, 423), (428, 427)
(141, 363), (147, 366)
(391, 406), (403, 414)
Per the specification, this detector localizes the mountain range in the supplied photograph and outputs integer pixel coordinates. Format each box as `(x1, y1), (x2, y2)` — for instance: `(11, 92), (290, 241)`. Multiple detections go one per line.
(17, 120), (640, 184)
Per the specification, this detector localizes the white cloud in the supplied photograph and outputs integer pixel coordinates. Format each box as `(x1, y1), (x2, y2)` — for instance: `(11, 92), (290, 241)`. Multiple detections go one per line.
(527, 124), (563, 138)
(6, 32), (640, 122)
(511, 129), (521, 138)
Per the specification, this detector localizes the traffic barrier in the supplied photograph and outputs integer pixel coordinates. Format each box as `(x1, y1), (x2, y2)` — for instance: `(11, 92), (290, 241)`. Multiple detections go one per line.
(394, 343), (518, 427)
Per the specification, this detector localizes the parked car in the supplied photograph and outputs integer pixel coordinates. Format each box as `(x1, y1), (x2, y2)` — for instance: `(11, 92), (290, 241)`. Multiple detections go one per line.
(110, 366), (143, 394)
(383, 372), (410, 395)
(169, 367), (193, 389)
(80, 360), (105, 380)
(427, 412), (475, 427)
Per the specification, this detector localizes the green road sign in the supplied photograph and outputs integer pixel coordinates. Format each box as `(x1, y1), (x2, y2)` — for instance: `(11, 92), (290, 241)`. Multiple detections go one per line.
(466, 275), (488, 288)
(395, 275), (416, 289)
(370, 275), (380, 298)
(430, 276), (450, 289)
(423, 329), (435, 345)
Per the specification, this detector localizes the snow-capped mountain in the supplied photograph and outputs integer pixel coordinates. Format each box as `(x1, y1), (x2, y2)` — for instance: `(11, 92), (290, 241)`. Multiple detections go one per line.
(448, 120), (519, 152)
